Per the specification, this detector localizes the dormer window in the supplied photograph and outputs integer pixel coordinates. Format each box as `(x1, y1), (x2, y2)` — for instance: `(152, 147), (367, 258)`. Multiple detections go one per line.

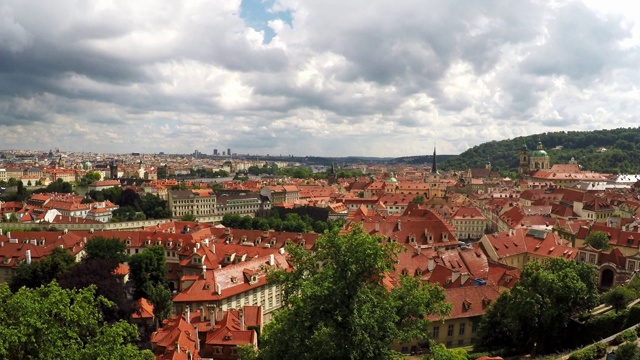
(230, 276), (237, 283)
(250, 275), (258, 284)
(145, 239), (151, 246)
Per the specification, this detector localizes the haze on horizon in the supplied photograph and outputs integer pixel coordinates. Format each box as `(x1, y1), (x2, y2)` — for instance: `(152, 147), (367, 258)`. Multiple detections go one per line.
(1, 0), (639, 157)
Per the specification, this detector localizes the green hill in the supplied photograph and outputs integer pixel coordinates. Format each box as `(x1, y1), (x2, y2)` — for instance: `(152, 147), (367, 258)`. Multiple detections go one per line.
(439, 127), (640, 175)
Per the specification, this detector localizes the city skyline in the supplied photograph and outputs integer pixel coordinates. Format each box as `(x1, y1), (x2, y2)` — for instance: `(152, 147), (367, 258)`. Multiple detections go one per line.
(1, 0), (640, 157)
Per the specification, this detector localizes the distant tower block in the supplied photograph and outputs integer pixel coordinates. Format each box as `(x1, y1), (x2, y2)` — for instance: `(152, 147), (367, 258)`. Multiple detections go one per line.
(227, 148), (231, 156)
(328, 163), (338, 185)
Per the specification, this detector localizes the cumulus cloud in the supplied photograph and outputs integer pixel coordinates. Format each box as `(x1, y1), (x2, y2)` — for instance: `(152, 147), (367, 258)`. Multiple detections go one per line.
(0, 0), (639, 156)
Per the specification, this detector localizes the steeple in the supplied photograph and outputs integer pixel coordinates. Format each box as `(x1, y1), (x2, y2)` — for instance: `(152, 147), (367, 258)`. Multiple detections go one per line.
(431, 145), (438, 174)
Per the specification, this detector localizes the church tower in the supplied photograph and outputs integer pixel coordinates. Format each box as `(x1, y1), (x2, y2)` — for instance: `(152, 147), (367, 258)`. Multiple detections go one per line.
(518, 144), (529, 176)
(431, 146), (438, 175)
(327, 162), (338, 185)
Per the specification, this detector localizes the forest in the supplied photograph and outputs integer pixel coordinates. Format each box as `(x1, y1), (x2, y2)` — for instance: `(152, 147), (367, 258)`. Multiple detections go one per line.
(440, 127), (640, 175)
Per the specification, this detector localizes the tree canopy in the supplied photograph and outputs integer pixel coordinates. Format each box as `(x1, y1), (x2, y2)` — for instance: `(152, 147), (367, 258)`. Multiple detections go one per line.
(584, 231), (612, 251)
(9, 246), (76, 292)
(128, 246), (172, 324)
(0, 281), (153, 360)
(478, 258), (599, 355)
(257, 226), (451, 360)
(84, 236), (129, 265)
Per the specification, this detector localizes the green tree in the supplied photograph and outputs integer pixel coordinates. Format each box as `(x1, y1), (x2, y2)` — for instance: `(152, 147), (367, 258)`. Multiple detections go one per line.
(128, 246), (171, 324)
(615, 341), (640, 360)
(426, 343), (468, 360)
(411, 195), (425, 204)
(180, 212), (196, 221)
(584, 231), (611, 251)
(0, 281), (153, 360)
(238, 344), (258, 360)
(84, 236), (129, 265)
(9, 247), (76, 292)
(602, 286), (637, 312)
(80, 171), (102, 186)
(258, 226), (451, 360)
(478, 258), (599, 355)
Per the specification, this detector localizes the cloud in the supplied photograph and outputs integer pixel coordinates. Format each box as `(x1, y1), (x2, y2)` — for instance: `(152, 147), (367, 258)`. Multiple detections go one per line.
(0, 0), (639, 157)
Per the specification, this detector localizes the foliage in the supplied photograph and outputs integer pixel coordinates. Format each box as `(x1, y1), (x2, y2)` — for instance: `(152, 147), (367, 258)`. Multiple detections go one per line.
(238, 344), (259, 360)
(603, 286), (637, 312)
(425, 343), (468, 360)
(140, 193), (172, 219)
(584, 231), (611, 251)
(0, 281), (153, 360)
(478, 258), (599, 355)
(84, 236), (129, 265)
(58, 258), (134, 323)
(190, 168), (229, 178)
(33, 178), (74, 194)
(80, 171), (102, 186)
(613, 327), (638, 345)
(258, 226), (451, 360)
(615, 341), (640, 360)
(567, 342), (607, 360)
(180, 212), (196, 221)
(128, 246), (171, 322)
(441, 127), (640, 173)
(9, 247), (76, 292)
(411, 195), (425, 204)
(222, 212), (343, 234)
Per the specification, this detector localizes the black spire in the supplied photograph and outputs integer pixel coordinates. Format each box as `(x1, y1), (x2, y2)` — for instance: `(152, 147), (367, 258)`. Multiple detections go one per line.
(431, 145), (438, 174)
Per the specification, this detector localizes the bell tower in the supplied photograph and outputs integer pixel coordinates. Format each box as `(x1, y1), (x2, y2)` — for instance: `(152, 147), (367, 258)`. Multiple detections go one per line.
(518, 144), (529, 176)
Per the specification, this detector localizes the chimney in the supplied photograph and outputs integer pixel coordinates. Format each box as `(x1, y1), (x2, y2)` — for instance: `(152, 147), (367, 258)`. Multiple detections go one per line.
(202, 265), (206, 279)
(428, 257), (435, 272)
(212, 244), (216, 254)
(199, 306), (205, 322)
(186, 306), (190, 324)
(397, 219), (401, 231)
(375, 221), (380, 232)
(216, 283), (222, 295)
(25, 250), (31, 265)
(269, 254), (275, 266)
(0, 229), (3, 236)
(175, 342), (180, 353)
(239, 308), (245, 330)
(6, 231), (10, 238)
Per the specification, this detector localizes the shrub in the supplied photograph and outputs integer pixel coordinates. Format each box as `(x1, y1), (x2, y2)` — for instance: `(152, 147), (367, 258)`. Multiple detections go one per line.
(615, 341), (640, 360)
(613, 328), (638, 345)
(568, 342), (607, 360)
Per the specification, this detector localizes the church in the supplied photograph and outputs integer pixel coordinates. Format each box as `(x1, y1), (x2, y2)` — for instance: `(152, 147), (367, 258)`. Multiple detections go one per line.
(518, 141), (551, 176)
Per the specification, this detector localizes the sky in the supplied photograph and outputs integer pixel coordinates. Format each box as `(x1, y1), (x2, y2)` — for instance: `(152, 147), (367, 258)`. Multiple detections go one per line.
(1, 0), (640, 157)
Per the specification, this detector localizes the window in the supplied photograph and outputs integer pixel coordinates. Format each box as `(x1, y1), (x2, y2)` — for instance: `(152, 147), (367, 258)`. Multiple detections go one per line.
(472, 322), (479, 334)
(589, 254), (596, 264)
(459, 323), (465, 336)
(630, 261), (636, 272)
(447, 324), (454, 337)
(432, 326), (439, 339)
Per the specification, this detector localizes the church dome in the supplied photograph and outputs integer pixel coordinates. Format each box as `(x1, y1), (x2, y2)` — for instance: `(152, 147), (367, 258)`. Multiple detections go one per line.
(530, 149), (548, 157)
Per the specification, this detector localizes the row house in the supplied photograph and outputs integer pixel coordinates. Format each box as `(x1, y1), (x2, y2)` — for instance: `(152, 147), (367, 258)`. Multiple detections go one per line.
(479, 228), (576, 269)
(0, 229), (87, 283)
(450, 207), (487, 241)
(216, 193), (267, 217)
(150, 306), (260, 360)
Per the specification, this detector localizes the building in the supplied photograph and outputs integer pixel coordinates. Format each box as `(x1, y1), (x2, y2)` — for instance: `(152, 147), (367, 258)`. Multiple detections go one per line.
(168, 189), (217, 218)
(451, 207), (487, 241)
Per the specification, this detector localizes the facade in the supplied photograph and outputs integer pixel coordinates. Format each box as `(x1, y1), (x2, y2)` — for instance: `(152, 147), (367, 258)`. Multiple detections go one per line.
(169, 189), (217, 218)
(451, 207), (487, 241)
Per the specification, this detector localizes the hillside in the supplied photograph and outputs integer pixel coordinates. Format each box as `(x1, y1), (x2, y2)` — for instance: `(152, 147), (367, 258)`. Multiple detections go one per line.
(440, 127), (640, 175)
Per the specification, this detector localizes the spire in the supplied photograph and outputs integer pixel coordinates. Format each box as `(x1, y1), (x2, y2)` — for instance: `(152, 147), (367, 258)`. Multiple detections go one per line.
(431, 145), (438, 174)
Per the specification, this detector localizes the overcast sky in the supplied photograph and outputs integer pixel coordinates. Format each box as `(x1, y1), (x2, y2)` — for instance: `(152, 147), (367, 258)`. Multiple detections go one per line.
(1, 0), (639, 157)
